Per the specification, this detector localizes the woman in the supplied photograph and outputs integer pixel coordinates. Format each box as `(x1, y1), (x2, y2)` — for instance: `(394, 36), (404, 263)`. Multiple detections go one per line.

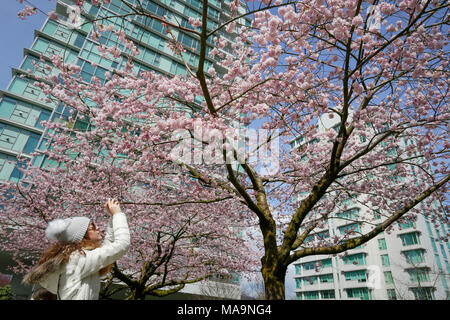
(23, 198), (130, 300)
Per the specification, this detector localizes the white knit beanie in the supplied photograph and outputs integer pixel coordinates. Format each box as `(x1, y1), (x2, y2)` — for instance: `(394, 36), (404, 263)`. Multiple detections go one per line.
(45, 217), (91, 243)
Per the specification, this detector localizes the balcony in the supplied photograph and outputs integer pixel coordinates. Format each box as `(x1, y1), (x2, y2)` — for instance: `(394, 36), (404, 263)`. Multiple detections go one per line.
(399, 260), (428, 270)
(343, 279), (372, 289)
(398, 243), (426, 252)
(347, 244), (369, 255)
(297, 281), (335, 292)
(396, 227), (421, 236)
(407, 282), (436, 289)
(301, 267), (323, 277)
(340, 263), (368, 272)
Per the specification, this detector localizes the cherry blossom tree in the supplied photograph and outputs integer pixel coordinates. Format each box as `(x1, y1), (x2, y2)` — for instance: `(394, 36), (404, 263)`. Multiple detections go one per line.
(0, 157), (257, 300)
(3, 0), (449, 300)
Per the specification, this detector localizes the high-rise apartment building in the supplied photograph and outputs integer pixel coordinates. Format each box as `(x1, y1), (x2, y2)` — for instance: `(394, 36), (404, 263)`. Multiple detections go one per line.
(287, 115), (450, 300)
(0, 0), (250, 181)
(0, 0), (249, 299)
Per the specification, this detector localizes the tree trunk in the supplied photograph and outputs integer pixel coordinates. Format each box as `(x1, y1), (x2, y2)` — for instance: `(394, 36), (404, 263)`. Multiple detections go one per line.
(128, 286), (146, 300)
(261, 252), (287, 300)
(258, 215), (287, 300)
(262, 270), (286, 300)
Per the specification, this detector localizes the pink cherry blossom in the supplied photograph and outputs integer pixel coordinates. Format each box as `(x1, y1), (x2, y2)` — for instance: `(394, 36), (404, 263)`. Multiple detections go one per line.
(6, 0), (449, 300)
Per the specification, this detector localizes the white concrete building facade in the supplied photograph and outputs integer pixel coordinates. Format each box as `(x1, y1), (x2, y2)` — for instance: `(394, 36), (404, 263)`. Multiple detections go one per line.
(287, 115), (450, 300)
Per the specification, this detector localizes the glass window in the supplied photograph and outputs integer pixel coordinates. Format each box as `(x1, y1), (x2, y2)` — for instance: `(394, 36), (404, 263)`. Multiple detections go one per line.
(303, 291), (319, 300)
(425, 220), (433, 235)
(131, 26), (149, 44)
(316, 230), (330, 240)
(80, 19), (92, 33)
(8, 77), (28, 95)
(407, 268), (430, 282)
(23, 133), (40, 154)
(337, 208), (359, 220)
(8, 158), (27, 181)
(32, 38), (49, 53)
(42, 19), (57, 35)
(398, 220), (415, 230)
(321, 258), (332, 269)
(181, 33), (200, 51)
(74, 34), (86, 48)
(183, 6), (201, 19)
(31, 37), (77, 63)
(94, 66), (107, 82)
(119, 59), (153, 76)
(209, 0), (221, 7)
(295, 264), (301, 275)
(10, 166), (23, 181)
(0, 126), (18, 149)
(152, 20), (164, 33)
(440, 244), (447, 259)
(435, 228), (442, 242)
(304, 234), (314, 243)
(81, 59), (95, 74)
(435, 254), (443, 271)
(303, 276), (317, 285)
(445, 260), (450, 274)
(74, 119), (88, 131)
(302, 261), (315, 271)
(80, 41), (116, 69)
(346, 288), (372, 300)
(344, 270), (367, 282)
(135, 45), (161, 67)
(400, 232), (421, 246)
(410, 287), (435, 300)
(0, 97), (50, 129)
(320, 290), (335, 299)
(0, 98), (16, 118)
(87, 2), (99, 16)
(41, 154), (58, 169)
(384, 271), (394, 284)
(79, 60), (108, 84)
(170, 61), (187, 76)
(0, 124), (42, 155)
(430, 237), (438, 252)
(341, 196), (355, 206)
(23, 82), (42, 100)
(343, 253), (367, 265)
(37, 137), (48, 151)
(36, 110), (51, 129)
(45, 43), (64, 56)
(319, 273), (333, 283)
(0, 153), (16, 181)
(403, 249), (425, 264)
(440, 274), (448, 291)
(80, 41), (100, 63)
(387, 289), (397, 300)
(338, 223), (360, 235)
(185, 0), (202, 10)
(381, 254), (390, 266)
(103, 0), (133, 15)
(378, 238), (387, 250)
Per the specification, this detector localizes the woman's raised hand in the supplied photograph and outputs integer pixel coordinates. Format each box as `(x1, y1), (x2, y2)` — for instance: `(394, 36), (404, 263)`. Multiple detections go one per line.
(105, 198), (121, 216)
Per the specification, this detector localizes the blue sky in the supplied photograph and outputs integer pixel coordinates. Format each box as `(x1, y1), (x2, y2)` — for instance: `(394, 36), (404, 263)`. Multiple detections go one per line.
(0, 1), (57, 90)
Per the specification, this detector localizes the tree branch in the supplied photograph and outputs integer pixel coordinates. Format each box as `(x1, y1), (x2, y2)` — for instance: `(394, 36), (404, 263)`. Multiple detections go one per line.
(287, 173), (450, 264)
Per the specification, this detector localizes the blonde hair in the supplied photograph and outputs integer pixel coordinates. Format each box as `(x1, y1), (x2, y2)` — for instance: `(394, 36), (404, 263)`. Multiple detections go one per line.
(33, 237), (112, 279)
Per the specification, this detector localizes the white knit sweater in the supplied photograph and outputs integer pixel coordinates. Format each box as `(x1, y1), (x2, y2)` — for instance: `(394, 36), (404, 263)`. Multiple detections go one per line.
(39, 212), (130, 300)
